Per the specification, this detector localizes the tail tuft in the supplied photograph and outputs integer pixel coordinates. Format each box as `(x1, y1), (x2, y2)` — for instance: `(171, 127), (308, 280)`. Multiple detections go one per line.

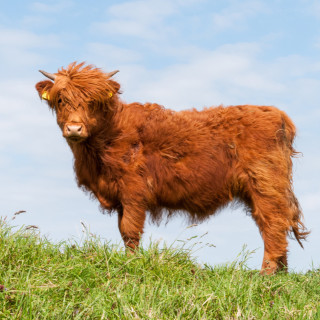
(288, 190), (309, 248)
(281, 111), (309, 247)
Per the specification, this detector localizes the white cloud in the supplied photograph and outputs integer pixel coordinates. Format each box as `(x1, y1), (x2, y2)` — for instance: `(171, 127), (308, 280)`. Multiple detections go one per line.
(31, 1), (74, 13)
(270, 55), (320, 78)
(0, 79), (64, 160)
(118, 42), (287, 108)
(300, 190), (320, 213)
(0, 28), (61, 70)
(21, 15), (57, 28)
(304, 0), (320, 18)
(86, 43), (142, 66)
(0, 28), (59, 48)
(93, 0), (191, 40)
(107, 0), (176, 21)
(211, 0), (268, 31)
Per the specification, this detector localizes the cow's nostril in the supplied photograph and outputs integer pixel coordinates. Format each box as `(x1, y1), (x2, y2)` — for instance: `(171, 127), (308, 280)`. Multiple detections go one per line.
(66, 125), (83, 135)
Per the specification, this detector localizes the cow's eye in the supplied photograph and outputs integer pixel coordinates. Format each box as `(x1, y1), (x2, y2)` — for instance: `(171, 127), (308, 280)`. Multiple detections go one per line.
(54, 98), (63, 110)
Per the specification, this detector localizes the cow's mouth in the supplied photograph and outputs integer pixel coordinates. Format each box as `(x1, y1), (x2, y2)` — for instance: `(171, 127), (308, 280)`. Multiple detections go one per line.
(66, 135), (86, 143)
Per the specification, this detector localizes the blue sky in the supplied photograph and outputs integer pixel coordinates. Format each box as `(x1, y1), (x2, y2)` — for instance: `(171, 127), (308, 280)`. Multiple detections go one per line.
(0, 0), (319, 271)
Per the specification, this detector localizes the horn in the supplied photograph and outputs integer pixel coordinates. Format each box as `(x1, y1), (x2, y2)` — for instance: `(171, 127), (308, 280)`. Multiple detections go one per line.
(106, 70), (119, 78)
(39, 70), (56, 81)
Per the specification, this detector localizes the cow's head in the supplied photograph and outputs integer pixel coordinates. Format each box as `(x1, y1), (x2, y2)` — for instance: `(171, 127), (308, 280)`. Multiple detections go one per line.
(35, 62), (120, 144)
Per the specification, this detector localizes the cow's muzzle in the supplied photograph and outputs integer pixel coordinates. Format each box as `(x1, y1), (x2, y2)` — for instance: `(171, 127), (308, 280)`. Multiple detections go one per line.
(63, 123), (88, 143)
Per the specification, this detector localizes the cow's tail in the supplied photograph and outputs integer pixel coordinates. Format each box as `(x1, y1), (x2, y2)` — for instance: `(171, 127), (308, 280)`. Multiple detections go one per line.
(287, 189), (309, 248)
(281, 111), (309, 247)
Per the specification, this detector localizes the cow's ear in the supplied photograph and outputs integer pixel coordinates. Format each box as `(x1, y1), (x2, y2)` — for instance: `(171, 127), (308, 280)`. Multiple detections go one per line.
(108, 80), (121, 95)
(35, 80), (54, 102)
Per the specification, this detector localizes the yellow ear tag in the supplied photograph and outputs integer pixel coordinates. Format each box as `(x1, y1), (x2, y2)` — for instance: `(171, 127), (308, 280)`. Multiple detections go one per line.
(42, 91), (50, 100)
(108, 92), (113, 98)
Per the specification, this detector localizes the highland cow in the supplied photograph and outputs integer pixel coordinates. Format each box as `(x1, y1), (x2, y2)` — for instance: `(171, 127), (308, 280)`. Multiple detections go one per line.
(35, 62), (308, 274)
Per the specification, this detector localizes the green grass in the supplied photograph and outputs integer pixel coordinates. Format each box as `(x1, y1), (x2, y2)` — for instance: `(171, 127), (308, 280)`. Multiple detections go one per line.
(0, 220), (319, 319)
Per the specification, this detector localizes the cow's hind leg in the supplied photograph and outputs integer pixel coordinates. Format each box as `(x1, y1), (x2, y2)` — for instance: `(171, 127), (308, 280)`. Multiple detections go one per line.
(244, 161), (308, 274)
(242, 166), (297, 275)
(249, 191), (290, 274)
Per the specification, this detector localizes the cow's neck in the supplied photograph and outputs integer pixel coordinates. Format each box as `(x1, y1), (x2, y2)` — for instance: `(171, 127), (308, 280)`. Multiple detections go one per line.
(71, 142), (101, 189)
(70, 112), (119, 189)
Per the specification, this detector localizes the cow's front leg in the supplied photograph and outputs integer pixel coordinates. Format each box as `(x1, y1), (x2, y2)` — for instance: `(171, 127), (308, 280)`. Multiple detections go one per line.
(117, 204), (146, 251)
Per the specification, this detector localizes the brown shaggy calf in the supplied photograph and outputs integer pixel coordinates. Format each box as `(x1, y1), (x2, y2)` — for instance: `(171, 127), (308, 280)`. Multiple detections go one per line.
(35, 62), (308, 274)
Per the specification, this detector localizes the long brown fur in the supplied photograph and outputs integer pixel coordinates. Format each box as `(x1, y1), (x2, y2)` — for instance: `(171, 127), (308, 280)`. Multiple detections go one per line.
(35, 62), (309, 274)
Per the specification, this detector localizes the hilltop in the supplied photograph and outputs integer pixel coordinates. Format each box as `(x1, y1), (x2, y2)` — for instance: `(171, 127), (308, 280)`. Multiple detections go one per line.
(0, 220), (319, 319)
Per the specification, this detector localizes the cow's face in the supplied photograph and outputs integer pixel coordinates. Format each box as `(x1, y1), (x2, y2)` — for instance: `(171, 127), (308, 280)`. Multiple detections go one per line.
(35, 63), (120, 145)
(49, 93), (94, 144)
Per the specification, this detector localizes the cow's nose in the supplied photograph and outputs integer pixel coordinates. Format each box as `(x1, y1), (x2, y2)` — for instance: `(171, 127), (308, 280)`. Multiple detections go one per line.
(66, 124), (82, 135)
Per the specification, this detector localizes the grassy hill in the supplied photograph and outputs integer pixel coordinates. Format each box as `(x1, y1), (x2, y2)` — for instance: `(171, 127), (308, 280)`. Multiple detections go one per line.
(0, 219), (319, 319)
